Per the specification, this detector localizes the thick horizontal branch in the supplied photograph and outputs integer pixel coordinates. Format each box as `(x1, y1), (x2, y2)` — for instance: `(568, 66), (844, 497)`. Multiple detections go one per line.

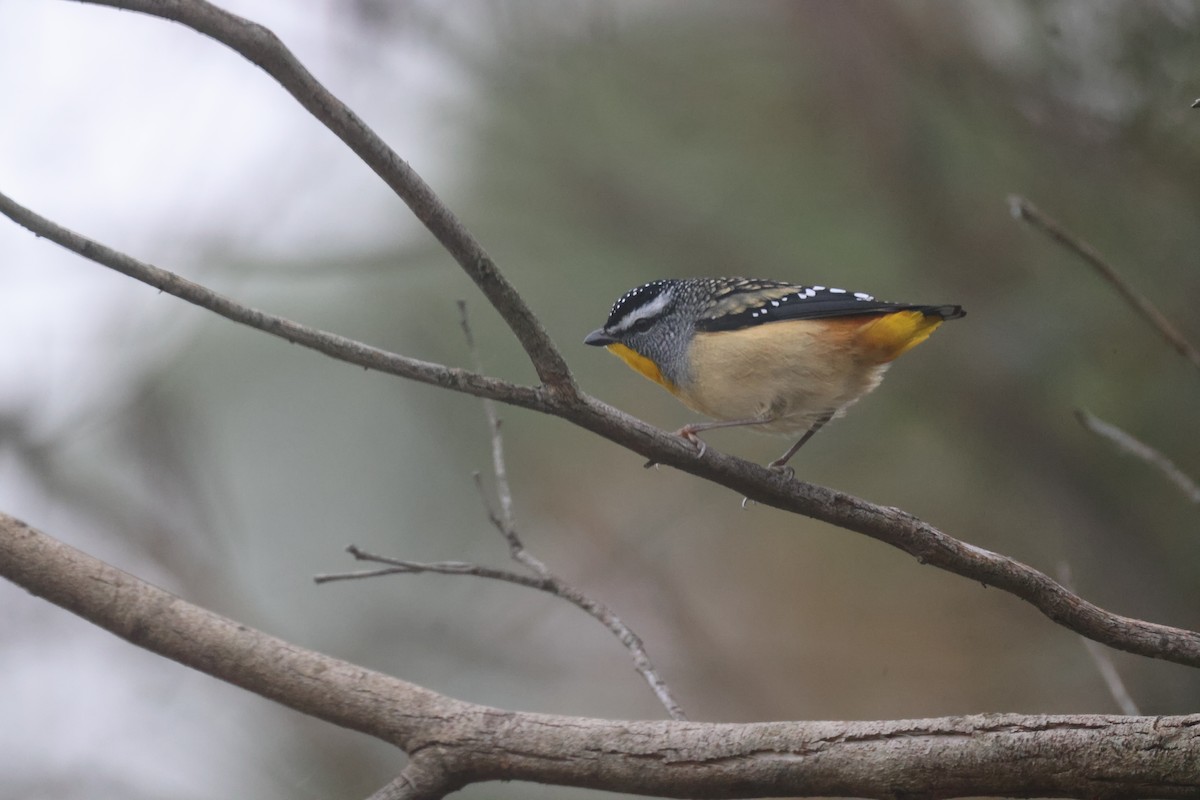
(4, 185), (1200, 674)
(3, 512), (1197, 799)
(71, 0), (573, 391)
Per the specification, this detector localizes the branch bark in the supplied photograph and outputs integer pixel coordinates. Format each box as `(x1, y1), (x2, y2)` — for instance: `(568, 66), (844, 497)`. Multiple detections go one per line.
(3, 512), (1197, 799)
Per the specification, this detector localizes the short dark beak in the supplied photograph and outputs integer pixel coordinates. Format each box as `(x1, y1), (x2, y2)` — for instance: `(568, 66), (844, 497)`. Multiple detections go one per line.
(584, 328), (616, 346)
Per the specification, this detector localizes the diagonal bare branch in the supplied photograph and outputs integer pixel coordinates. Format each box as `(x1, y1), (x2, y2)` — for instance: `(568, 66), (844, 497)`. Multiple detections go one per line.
(66, 0), (575, 393)
(0, 190), (545, 412)
(1075, 409), (1200, 505)
(1009, 195), (1200, 373)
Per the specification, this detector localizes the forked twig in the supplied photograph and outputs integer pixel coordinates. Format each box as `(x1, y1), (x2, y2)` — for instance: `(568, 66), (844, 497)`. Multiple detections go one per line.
(1074, 409), (1200, 505)
(317, 304), (687, 721)
(456, 306), (685, 718)
(319, 543), (688, 721)
(1009, 195), (1200, 373)
(318, 547), (546, 590)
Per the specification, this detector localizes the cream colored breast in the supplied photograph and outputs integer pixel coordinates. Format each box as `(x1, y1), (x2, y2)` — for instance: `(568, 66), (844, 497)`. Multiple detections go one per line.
(679, 319), (888, 433)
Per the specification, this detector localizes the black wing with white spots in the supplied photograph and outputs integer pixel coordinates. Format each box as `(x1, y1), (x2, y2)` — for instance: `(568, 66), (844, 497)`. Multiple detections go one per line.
(689, 278), (964, 333)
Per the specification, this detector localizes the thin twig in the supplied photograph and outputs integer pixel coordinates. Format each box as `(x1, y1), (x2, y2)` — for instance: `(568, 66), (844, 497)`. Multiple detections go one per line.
(323, 305), (687, 720)
(1008, 195), (1200, 373)
(504, 304), (692, 717)
(1074, 409), (1200, 505)
(1057, 563), (1141, 716)
(459, 303), (684, 717)
(457, 300), (540, 571)
(320, 545), (689, 721)
(316, 546), (547, 591)
(471, 472), (548, 575)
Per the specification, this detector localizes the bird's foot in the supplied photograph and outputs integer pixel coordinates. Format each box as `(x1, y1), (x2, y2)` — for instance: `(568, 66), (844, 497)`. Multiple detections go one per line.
(675, 425), (708, 458)
(644, 425), (708, 469)
(765, 460), (796, 480)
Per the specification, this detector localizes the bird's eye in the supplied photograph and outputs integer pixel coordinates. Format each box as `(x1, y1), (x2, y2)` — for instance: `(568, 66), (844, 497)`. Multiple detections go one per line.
(629, 317), (655, 334)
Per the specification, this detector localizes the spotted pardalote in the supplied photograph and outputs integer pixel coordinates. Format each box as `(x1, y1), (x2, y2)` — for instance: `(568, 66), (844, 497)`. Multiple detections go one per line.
(585, 277), (964, 467)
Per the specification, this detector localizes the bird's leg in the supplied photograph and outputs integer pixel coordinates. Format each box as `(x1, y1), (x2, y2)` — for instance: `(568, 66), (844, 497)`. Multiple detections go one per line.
(644, 413), (775, 468)
(767, 410), (835, 472)
(675, 414), (776, 458)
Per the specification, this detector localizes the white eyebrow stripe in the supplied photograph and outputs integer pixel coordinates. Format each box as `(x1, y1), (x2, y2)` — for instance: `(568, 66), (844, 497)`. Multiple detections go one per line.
(610, 286), (674, 333)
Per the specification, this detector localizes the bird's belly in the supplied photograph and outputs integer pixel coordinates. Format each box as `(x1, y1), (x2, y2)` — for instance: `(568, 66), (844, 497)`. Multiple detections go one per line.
(680, 322), (889, 434)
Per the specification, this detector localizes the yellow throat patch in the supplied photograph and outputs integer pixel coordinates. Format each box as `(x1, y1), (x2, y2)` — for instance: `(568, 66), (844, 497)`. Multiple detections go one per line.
(606, 343), (677, 393)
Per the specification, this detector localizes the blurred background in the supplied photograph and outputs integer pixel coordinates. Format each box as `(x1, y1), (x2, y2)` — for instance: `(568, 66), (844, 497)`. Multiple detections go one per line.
(3, 0), (1200, 797)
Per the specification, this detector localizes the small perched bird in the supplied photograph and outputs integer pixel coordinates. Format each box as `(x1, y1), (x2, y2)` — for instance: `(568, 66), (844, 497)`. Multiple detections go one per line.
(585, 277), (964, 468)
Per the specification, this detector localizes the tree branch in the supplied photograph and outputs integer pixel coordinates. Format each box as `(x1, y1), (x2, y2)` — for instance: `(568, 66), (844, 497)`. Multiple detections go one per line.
(458, 299), (548, 573)
(68, 0), (574, 392)
(319, 543), (689, 721)
(1075, 408), (1200, 505)
(1009, 195), (1200, 373)
(4, 184), (1200, 674)
(1057, 563), (1141, 716)
(462, 300), (685, 719)
(3, 511), (1198, 799)
(0, 189), (547, 412)
(367, 762), (459, 800)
